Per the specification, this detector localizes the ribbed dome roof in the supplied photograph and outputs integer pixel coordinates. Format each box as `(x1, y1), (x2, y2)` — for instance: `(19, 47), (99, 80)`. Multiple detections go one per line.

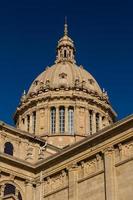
(28, 62), (102, 95)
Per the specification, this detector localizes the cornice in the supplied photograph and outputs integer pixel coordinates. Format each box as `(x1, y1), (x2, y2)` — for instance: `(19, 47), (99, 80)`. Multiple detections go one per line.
(34, 114), (133, 171)
(0, 122), (61, 152)
(0, 114), (133, 173)
(14, 89), (116, 120)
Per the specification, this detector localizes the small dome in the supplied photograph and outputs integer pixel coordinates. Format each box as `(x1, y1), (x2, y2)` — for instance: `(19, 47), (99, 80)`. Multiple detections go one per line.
(28, 62), (102, 95)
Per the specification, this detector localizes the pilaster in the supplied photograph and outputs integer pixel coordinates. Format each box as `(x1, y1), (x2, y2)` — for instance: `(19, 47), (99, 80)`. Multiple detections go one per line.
(65, 106), (68, 133)
(99, 114), (102, 130)
(25, 180), (33, 200)
(74, 106), (78, 134)
(68, 163), (78, 200)
(92, 110), (96, 134)
(35, 182), (41, 200)
(103, 146), (118, 200)
(85, 108), (89, 135)
(29, 114), (33, 133)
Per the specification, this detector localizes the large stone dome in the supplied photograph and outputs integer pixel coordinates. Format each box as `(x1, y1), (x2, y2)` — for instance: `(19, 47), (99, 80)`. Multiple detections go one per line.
(14, 22), (116, 148)
(28, 62), (102, 96)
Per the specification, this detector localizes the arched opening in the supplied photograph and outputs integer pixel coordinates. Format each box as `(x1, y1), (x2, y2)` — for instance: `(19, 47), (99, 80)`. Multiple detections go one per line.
(64, 49), (67, 58)
(3, 183), (22, 200)
(4, 184), (15, 196)
(59, 106), (65, 134)
(4, 142), (14, 156)
(50, 107), (56, 134)
(68, 107), (74, 134)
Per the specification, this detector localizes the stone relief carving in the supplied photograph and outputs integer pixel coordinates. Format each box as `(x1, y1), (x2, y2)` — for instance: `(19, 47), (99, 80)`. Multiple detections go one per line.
(25, 146), (33, 161)
(78, 154), (103, 179)
(43, 170), (68, 195)
(116, 141), (133, 162)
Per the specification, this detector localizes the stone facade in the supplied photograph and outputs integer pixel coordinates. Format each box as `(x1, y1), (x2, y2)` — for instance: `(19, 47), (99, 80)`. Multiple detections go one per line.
(0, 22), (133, 200)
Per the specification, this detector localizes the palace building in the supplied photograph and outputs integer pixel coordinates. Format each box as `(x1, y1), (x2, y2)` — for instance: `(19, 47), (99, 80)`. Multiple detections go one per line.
(0, 22), (133, 200)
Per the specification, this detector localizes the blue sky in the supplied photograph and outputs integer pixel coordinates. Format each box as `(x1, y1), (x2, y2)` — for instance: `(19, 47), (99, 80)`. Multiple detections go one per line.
(0, 0), (132, 125)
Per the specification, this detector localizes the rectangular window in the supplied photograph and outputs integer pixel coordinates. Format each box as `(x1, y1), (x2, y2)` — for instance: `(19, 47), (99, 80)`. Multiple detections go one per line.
(68, 108), (74, 134)
(51, 108), (56, 134)
(59, 107), (65, 133)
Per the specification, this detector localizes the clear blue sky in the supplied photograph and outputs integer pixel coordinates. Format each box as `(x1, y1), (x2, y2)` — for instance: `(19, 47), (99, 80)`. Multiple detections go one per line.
(0, 0), (132, 125)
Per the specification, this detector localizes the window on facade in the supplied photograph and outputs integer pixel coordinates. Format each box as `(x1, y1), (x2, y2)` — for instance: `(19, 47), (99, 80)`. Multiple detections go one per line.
(96, 113), (100, 132)
(27, 115), (30, 132)
(50, 107), (56, 134)
(64, 50), (67, 58)
(32, 111), (36, 134)
(22, 118), (25, 124)
(68, 107), (74, 134)
(4, 184), (15, 196)
(59, 107), (65, 133)
(4, 142), (14, 156)
(89, 110), (93, 135)
(4, 184), (22, 200)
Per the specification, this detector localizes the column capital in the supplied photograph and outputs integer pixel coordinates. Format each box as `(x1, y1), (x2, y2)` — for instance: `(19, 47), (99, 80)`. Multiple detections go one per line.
(25, 180), (33, 186)
(102, 146), (115, 155)
(67, 163), (78, 171)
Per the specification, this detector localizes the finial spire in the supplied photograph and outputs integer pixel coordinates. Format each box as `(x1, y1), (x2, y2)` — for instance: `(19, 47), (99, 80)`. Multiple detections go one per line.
(64, 16), (68, 36)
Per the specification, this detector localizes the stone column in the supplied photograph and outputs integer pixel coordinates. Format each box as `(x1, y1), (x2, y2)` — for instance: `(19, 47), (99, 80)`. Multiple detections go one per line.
(56, 106), (59, 134)
(103, 147), (118, 200)
(29, 115), (32, 133)
(99, 114), (102, 130)
(36, 109), (40, 135)
(25, 181), (33, 200)
(74, 106), (78, 135)
(68, 164), (78, 200)
(65, 106), (68, 133)
(47, 106), (50, 134)
(92, 111), (96, 134)
(35, 182), (41, 200)
(30, 113), (33, 133)
(25, 116), (28, 132)
(18, 115), (22, 129)
(85, 108), (89, 135)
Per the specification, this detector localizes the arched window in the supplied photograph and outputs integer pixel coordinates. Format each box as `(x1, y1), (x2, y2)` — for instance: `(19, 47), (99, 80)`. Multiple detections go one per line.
(68, 107), (74, 134)
(96, 113), (100, 132)
(89, 110), (93, 135)
(4, 183), (22, 200)
(32, 111), (36, 134)
(4, 184), (15, 196)
(64, 50), (67, 58)
(59, 107), (65, 133)
(50, 107), (56, 134)
(4, 142), (14, 156)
